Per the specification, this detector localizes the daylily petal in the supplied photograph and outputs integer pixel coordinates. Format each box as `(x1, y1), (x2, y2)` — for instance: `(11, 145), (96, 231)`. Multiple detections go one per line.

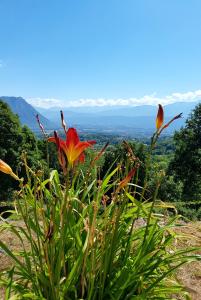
(66, 128), (80, 148)
(156, 104), (164, 130)
(65, 141), (94, 165)
(48, 134), (67, 153)
(75, 141), (96, 157)
(48, 133), (67, 169)
(48, 127), (96, 167)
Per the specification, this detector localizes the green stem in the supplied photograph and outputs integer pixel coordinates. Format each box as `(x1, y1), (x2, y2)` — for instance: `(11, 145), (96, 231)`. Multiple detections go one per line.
(142, 182), (160, 246)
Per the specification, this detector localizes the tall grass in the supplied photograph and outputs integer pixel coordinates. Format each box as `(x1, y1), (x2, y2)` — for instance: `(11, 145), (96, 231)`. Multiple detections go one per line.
(0, 107), (200, 300)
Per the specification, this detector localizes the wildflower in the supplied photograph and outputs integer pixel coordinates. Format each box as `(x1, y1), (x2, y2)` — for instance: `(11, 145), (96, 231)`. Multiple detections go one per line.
(156, 104), (164, 130)
(48, 128), (96, 167)
(0, 159), (19, 180)
(152, 104), (182, 146)
(155, 104), (182, 134)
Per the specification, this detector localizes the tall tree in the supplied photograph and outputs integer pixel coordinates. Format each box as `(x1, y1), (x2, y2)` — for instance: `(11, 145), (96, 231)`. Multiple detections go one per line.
(169, 103), (201, 200)
(0, 100), (24, 200)
(0, 100), (44, 201)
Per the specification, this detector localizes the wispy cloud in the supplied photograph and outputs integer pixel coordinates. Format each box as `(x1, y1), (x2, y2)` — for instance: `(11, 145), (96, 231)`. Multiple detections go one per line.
(27, 89), (201, 108)
(28, 98), (63, 108)
(0, 60), (3, 68)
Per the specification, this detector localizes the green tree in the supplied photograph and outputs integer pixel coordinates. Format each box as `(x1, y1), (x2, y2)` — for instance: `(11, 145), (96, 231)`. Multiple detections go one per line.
(169, 103), (201, 200)
(17, 126), (46, 178)
(0, 100), (45, 201)
(0, 100), (24, 200)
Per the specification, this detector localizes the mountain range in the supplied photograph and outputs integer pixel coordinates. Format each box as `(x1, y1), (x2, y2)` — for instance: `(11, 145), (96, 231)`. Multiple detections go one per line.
(0, 96), (200, 137)
(0, 96), (55, 131)
(37, 101), (200, 136)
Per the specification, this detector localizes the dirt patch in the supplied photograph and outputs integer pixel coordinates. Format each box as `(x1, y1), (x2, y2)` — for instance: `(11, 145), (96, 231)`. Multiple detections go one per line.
(0, 220), (29, 299)
(173, 222), (201, 300)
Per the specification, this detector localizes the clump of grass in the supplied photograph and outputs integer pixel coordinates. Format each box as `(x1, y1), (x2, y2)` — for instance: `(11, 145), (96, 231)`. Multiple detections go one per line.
(0, 106), (200, 300)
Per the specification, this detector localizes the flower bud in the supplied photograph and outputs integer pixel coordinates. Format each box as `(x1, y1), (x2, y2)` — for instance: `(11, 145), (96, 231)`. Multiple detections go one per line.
(156, 104), (164, 130)
(0, 159), (19, 180)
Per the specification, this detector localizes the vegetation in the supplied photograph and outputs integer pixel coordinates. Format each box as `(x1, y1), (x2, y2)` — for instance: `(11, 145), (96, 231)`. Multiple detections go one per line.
(169, 103), (201, 201)
(0, 100), (22, 200)
(1, 99), (201, 220)
(0, 105), (200, 299)
(0, 99), (59, 202)
(0, 100), (44, 201)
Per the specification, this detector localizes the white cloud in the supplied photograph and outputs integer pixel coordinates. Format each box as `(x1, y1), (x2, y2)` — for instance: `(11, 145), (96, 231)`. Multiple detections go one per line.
(27, 89), (201, 108)
(28, 97), (64, 108)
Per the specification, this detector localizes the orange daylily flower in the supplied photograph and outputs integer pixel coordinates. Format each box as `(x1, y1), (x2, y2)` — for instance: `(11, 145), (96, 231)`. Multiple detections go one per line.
(156, 104), (164, 130)
(156, 104), (182, 134)
(48, 128), (96, 167)
(0, 159), (19, 180)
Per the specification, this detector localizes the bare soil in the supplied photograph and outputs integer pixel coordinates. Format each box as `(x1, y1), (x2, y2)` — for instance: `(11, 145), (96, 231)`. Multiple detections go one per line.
(174, 221), (201, 300)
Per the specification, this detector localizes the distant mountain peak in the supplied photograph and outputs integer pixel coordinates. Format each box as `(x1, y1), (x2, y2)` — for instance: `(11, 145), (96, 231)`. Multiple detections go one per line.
(0, 96), (55, 131)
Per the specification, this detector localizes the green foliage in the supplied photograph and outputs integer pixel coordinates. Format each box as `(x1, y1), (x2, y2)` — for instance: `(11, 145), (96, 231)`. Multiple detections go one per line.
(146, 155), (183, 203)
(157, 175), (183, 202)
(0, 103), (200, 298)
(0, 165), (199, 299)
(0, 106), (200, 299)
(153, 136), (175, 155)
(174, 201), (201, 220)
(0, 100), (48, 201)
(101, 141), (147, 189)
(169, 103), (201, 200)
(0, 100), (23, 200)
(142, 136), (175, 156)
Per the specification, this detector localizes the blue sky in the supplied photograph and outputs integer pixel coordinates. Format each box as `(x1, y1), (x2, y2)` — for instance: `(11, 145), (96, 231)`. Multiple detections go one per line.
(1, 0), (201, 107)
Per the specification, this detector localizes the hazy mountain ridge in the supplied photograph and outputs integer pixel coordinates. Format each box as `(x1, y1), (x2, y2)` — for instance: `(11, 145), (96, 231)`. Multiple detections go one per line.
(37, 101), (199, 117)
(0, 96), (55, 130)
(36, 101), (200, 135)
(0, 96), (200, 136)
